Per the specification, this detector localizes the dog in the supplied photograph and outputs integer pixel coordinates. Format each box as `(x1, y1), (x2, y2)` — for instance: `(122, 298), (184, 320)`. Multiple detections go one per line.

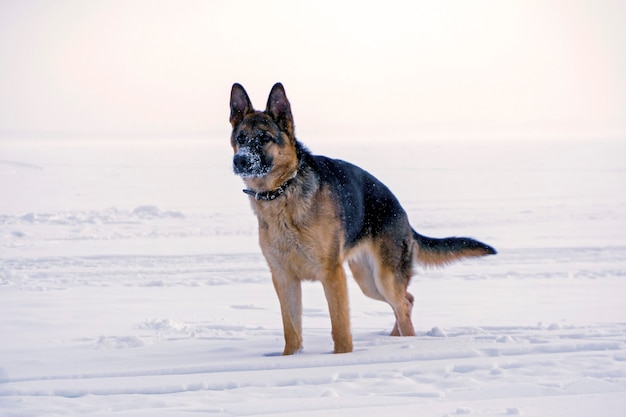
(229, 83), (496, 355)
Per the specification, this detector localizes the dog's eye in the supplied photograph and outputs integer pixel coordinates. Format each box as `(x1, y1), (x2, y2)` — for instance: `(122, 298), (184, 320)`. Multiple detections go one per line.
(257, 133), (273, 144)
(235, 134), (247, 146)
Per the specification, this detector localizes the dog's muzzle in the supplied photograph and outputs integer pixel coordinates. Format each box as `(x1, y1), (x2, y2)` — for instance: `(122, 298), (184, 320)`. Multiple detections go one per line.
(233, 147), (271, 178)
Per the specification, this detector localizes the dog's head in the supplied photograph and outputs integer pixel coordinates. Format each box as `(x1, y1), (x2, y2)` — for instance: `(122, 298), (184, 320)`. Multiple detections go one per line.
(229, 83), (298, 190)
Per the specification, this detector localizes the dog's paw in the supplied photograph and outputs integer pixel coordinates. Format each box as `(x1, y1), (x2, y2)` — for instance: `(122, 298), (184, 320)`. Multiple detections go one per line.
(282, 345), (303, 356)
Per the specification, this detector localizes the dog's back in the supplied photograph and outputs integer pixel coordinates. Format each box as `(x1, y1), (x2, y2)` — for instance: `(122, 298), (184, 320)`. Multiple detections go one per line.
(309, 153), (407, 248)
(306, 149), (496, 265)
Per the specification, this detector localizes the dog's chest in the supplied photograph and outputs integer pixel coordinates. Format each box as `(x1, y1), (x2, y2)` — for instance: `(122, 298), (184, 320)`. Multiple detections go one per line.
(257, 208), (316, 254)
(254, 196), (343, 277)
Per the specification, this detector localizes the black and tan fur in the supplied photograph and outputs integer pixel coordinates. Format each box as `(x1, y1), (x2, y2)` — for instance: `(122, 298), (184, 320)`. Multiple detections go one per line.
(229, 83), (496, 355)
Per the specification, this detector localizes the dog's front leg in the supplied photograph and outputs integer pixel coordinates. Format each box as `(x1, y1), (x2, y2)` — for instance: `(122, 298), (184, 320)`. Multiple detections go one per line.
(322, 266), (353, 353)
(272, 273), (303, 355)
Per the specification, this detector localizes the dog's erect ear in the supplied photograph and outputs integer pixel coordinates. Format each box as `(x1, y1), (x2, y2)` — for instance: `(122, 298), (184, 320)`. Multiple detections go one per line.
(230, 83), (253, 128)
(266, 83), (294, 136)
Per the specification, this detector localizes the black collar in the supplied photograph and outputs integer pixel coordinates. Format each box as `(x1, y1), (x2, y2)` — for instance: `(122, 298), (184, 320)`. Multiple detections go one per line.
(242, 173), (298, 201)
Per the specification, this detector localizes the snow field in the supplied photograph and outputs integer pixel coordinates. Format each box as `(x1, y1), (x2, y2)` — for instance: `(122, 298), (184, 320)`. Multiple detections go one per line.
(1, 137), (625, 416)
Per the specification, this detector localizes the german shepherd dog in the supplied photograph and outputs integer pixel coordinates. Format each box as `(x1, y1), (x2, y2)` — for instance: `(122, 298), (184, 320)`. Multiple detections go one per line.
(229, 83), (496, 355)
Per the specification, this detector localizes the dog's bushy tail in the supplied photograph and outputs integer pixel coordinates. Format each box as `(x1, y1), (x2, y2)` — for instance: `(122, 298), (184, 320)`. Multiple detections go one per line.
(413, 230), (496, 267)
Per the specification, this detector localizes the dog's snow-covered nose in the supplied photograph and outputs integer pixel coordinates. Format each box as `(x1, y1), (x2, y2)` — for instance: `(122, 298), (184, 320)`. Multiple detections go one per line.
(233, 152), (253, 173)
(233, 147), (270, 178)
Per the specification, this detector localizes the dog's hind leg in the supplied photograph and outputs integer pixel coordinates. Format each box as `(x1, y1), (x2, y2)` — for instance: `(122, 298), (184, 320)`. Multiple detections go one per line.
(374, 267), (415, 337)
(390, 291), (414, 336)
(321, 265), (353, 353)
(348, 257), (386, 302)
(349, 256), (415, 337)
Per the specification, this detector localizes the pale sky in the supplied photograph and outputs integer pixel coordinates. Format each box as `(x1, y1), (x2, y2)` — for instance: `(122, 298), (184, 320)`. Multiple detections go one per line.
(1, 0), (625, 140)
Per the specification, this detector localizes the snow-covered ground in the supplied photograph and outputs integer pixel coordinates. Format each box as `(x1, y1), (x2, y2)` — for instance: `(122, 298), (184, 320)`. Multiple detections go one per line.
(1, 136), (625, 416)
